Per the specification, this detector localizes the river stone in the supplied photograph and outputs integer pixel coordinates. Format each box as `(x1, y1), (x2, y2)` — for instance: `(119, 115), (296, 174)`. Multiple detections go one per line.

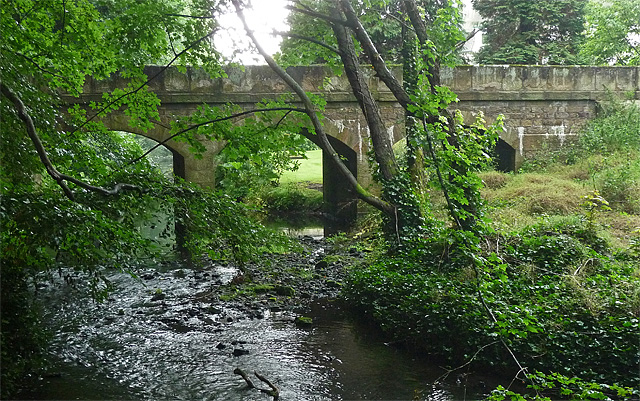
(294, 316), (313, 327)
(232, 348), (250, 357)
(274, 285), (295, 296)
(151, 293), (166, 301)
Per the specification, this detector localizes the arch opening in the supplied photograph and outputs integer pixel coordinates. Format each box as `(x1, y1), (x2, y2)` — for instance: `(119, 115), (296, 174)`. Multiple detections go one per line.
(302, 130), (358, 234)
(493, 138), (516, 173)
(321, 137), (358, 232)
(117, 132), (186, 182)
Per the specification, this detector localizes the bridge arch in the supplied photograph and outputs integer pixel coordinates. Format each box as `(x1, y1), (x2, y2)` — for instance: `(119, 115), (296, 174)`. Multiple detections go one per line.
(63, 64), (639, 216)
(97, 113), (224, 188)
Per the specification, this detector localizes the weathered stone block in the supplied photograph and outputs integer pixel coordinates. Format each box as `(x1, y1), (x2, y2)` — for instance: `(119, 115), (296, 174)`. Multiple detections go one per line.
(572, 67), (596, 91)
(189, 67), (221, 93)
(448, 65), (473, 91)
(549, 67), (574, 91)
(164, 68), (190, 92)
(471, 65), (504, 91)
(522, 67), (549, 90)
(502, 66), (523, 91)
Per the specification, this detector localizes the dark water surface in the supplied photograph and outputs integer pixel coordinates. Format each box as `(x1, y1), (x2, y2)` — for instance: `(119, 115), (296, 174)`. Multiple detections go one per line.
(16, 262), (489, 401)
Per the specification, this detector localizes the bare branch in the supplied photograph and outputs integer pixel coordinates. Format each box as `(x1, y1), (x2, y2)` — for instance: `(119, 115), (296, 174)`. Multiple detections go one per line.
(455, 28), (480, 51)
(274, 30), (342, 55)
(233, 368), (279, 400)
(164, 13), (215, 19)
(1, 83), (142, 200)
(436, 341), (500, 383)
(286, 3), (347, 26)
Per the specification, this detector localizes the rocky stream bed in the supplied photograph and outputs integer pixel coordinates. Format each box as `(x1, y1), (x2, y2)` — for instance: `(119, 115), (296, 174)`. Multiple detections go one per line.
(16, 236), (489, 400)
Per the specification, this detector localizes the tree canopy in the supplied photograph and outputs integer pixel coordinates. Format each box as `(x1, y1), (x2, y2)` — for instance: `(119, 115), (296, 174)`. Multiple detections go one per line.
(0, 2), (292, 392)
(472, 0), (586, 65)
(277, 0), (467, 67)
(581, 0), (640, 66)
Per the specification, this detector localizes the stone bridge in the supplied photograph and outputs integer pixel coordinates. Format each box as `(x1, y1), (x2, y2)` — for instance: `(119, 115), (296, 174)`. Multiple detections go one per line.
(64, 65), (639, 218)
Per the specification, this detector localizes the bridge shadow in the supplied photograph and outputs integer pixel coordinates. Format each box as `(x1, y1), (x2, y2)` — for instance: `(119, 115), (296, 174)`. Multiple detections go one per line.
(302, 133), (358, 236)
(493, 138), (516, 173)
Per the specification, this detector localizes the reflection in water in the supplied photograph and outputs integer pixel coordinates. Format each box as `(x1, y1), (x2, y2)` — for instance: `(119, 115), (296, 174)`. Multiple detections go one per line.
(263, 215), (325, 239)
(18, 266), (485, 401)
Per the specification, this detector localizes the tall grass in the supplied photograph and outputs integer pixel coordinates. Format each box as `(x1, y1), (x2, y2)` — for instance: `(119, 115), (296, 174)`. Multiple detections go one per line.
(480, 97), (640, 246)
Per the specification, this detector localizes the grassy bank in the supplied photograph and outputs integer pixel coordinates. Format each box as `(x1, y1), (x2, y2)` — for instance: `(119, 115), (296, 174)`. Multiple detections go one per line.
(249, 150), (324, 215)
(280, 149), (322, 184)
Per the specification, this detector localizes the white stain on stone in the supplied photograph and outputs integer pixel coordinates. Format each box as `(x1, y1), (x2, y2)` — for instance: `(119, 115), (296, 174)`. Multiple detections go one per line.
(550, 124), (566, 145)
(518, 127), (525, 155)
(330, 118), (346, 133)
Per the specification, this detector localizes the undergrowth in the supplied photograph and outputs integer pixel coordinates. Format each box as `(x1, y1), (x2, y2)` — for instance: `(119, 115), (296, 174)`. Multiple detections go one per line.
(343, 219), (640, 396)
(342, 96), (640, 399)
(248, 182), (324, 214)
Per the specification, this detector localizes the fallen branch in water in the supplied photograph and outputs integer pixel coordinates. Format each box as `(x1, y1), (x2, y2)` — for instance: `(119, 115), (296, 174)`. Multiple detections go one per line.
(233, 368), (280, 400)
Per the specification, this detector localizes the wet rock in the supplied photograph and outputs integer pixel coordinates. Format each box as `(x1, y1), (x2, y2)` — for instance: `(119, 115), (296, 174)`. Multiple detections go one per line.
(294, 316), (313, 327)
(206, 306), (223, 314)
(187, 308), (200, 317)
(151, 293), (166, 301)
(274, 285), (295, 296)
(233, 348), (250, 357)
(326, 280), (341, 289)
(103, 316), (117, 324)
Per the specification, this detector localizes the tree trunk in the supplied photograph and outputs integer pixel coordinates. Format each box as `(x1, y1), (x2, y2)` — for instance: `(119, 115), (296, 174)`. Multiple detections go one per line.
(330, 4), (399, 181)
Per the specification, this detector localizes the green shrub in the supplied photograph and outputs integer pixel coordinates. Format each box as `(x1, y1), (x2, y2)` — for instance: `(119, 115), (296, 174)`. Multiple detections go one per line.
(579, 96), (640, 154)
(343, 223), (639, 390)
(252, 183), (323, 214)
(594, 156), (640, 213)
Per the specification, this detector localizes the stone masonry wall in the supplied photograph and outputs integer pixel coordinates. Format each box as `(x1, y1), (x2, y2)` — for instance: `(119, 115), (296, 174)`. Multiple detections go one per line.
(67, 65), (639, 186)
(442, 65), (639, 166)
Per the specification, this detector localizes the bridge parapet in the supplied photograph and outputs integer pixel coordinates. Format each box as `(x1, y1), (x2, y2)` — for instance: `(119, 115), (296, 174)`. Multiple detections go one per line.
(443, 65), (639, 100)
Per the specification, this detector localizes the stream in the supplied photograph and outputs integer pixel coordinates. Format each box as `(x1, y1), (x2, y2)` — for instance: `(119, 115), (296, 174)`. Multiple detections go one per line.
(16, 237), (492, 401)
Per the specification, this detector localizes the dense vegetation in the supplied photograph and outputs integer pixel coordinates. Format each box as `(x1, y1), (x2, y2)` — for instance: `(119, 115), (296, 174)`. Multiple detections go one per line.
(473, 0), (640, 65)
(0, 0), (297, 396)
(343, 98), (640, 399)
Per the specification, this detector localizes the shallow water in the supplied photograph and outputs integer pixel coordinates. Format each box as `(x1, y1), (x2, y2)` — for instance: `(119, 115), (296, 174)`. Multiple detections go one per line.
(17, 263), (489, 401)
